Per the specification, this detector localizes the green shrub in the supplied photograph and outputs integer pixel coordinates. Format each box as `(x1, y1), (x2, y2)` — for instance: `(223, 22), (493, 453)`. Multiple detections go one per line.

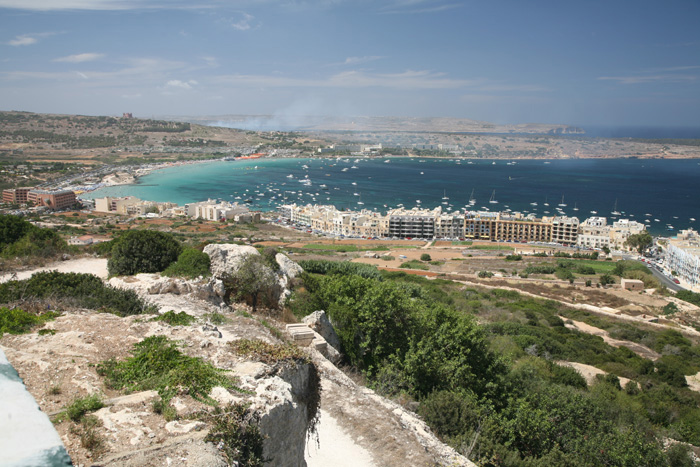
(151, 310), (196, 326)
(204, 404), (265, 467)
(64, 394), (104, 422)
(478, 271), (494, 278)
(420, 253), (432, 262)
(162, 248), (211, 278)
(0, 307), (59, 337)
(108, 230), (182, 276)
(0, 271), (151, 317)
(505, 254), (522, 261)
(97, 335), (237, 403)
(0, 214), (68, 258)
(399, 260), (429, 270)
(297, 259), (382, 280)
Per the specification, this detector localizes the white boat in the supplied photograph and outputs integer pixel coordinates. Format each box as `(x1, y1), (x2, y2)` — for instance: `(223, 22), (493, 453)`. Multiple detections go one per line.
(442, 190), (449, 200)
(352, 182), (357, 185)
(590, 210), (597, 214)
(286, 174), (294, 178)
(573, 203), (579, 211)
(558, 196), (567, 207)
(489, 190), (498, 204)
(530, 202), (538, 206)
(341, 168), (348, 172)
(611, 199), (621, 216)
(302, 165), (309, 169)
(384, 160), (390, 163)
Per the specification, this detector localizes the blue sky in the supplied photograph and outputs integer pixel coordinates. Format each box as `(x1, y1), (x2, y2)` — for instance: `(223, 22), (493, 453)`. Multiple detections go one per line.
(1, 0), (699, 127)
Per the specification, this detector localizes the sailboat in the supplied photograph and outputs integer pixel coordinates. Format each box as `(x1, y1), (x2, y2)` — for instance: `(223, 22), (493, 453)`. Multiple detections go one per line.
(558, 195), (567, 207)
(611, 199), (621, 216)
(573, 203), (579, 211)
(543, 197), (549, 207)
(489, 190), (498, 204)
(442, 190), (449, 205)
(468, 189), (476, 205)
(357, 193), (364, 206)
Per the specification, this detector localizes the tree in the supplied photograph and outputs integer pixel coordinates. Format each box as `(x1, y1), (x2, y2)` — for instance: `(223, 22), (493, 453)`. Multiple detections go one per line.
(107, 230), (182, 276)
(602, 246), (610, 255)
(599, 273), (615, 286)
(420, 253), (432, 262)
(625, 232), (653, 255)
(224, 254), (277, 313)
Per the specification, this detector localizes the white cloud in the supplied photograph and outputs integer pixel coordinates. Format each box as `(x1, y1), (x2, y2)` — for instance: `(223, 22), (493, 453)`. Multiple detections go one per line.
(7, 32), (56, 46)
(53, 53), (104, 63)
(165, 79), (197, 89)
(8, 35), (38, 46)
(231, 12), (255, 31)
(598, 74), (697, 84)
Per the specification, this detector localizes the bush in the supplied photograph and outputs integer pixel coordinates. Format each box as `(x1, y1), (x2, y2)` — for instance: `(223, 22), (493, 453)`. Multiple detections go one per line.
(0, 214), (68, 259)
(0, 271), (150, 317)
(162, 248), (210, 278)
(98, 335), (237, 403)
(0, 307), (59, 337)
(505, 254), (522, 261)
(64, 394), (104, 422)
(478, 271), (494, 278)
(297, 259), (382, 280)
(108, 230), (182, 276)
(151, 310), (196, 326)
(420, 253), (432, 262)
(224, 254), (278, 313)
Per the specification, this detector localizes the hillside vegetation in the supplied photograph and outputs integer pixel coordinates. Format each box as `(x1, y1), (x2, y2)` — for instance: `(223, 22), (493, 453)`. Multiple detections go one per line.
(289, 261), (700, 466)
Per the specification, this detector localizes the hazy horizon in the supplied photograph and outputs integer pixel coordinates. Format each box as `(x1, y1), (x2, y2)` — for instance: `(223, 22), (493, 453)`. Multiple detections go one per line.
(1, 0), (699, 128)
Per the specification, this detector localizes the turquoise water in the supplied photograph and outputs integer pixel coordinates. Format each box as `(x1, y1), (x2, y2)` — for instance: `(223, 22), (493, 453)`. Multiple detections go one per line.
(85, 157), (700, 236)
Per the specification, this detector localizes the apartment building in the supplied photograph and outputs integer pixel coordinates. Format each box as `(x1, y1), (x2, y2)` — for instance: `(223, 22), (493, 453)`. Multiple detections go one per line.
(464, 211), (552, 243)
(551, 216), (579, 245)
(665, 229), (700, 291)
(185, 199), (250, 221)
(27, 189), (77, 210)
(387, 207), (439, 239)
(577, 217), (610, 250)
(2, 187), (31, 204)
(610, 219), (647, 250)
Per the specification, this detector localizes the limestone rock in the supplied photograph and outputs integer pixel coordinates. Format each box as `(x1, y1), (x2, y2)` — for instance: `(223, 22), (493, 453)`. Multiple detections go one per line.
(303, 310), (342, 354)
(203, 244), (259, 278)
(276, 253), (303, 279)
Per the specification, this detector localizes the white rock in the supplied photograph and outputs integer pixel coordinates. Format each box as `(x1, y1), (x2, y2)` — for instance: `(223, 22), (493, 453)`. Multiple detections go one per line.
(276, 253), (303, 279)
(164, 420), (206, 434)
(203, 244), (260, 278)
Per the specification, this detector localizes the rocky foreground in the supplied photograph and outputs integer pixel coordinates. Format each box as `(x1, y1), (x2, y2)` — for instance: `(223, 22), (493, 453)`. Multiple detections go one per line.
(0, 245), (471, 467)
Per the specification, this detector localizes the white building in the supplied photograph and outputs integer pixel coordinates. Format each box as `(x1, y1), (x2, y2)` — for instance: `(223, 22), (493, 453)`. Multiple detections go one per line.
(577, 217), (610, 250)
(665, 229), (700, 291)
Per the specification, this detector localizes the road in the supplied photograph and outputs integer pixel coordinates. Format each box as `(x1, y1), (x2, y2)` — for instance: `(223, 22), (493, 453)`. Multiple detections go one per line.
(622, 255), (681, 292)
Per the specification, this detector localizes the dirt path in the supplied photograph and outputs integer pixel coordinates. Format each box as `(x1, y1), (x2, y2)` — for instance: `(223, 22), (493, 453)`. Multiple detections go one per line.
(562, 318), (661, 360)
(0, 257), (108, 283)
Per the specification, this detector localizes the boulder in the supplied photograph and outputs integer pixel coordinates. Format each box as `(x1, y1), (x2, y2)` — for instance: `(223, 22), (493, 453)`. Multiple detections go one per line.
(303, 310), (342, 353)
(276, 253), (303, 279)
(203, 244), (259, 278)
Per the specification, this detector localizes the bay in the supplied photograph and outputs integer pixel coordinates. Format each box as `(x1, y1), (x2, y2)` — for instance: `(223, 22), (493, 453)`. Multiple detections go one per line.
(84, 157), (700, 236)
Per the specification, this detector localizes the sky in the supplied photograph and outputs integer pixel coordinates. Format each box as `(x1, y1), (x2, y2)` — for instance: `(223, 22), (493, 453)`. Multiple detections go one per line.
(1, 0), (699, 128)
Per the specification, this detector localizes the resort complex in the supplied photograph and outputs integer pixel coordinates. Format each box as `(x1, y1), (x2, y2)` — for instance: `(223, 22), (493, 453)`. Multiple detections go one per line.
(278, 203), (648, 251)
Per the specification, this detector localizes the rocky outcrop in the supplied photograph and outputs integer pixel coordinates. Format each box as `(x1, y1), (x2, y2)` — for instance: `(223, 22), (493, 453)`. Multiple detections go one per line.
(256, 362), (317, 467)
(203, 244), (259, 278)
(203, 244), (303, 307)
(302, 311), (342, 363)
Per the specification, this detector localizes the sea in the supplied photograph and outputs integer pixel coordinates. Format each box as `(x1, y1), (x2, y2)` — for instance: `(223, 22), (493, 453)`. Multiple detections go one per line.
(84, 157), (700, 236)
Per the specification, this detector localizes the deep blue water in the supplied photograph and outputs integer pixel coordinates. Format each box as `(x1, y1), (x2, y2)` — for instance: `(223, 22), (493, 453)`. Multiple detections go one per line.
(85, 157), (700, 236)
